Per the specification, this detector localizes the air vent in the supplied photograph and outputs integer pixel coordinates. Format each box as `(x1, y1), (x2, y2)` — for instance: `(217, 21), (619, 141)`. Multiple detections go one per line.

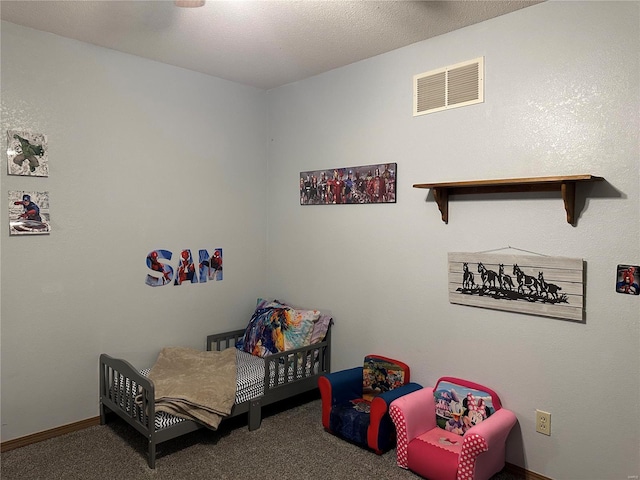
(414, 57), (484, 116)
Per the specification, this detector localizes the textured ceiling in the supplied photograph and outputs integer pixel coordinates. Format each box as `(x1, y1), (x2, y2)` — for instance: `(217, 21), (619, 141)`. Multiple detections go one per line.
(0, 0), (543, 90)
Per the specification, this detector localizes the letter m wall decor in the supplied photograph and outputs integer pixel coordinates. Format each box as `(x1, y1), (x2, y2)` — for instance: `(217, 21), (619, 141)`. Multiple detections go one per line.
(448, 252), (584, 322)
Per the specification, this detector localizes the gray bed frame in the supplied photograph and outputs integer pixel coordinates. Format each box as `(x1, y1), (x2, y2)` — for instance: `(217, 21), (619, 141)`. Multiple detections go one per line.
(99, 325), (331, 468)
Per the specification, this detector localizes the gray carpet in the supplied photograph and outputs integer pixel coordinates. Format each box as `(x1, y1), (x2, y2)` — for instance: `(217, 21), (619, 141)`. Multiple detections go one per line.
(1, 392), (524, 479)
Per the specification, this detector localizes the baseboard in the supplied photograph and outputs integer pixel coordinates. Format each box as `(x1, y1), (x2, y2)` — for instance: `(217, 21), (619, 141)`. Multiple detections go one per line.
(505, 462), (553, 480)
(0, 416), (101, 452)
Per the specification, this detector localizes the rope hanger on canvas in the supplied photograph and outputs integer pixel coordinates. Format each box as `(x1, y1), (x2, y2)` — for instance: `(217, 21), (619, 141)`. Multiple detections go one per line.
(474, 246), (549, 256)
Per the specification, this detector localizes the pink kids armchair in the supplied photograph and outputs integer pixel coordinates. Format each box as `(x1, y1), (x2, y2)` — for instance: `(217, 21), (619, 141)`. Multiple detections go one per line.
(318, 355), (422, 454)
(389, 377), (517, 480)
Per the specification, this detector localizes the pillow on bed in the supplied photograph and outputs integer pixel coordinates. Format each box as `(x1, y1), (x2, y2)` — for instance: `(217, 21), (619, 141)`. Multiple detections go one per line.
(255, 298), (321, 349)
(235, 299), (285, 351)
(241, 300), (321, 356)
(256, 298), (286, 310)
(241, 306), (289, 357)
(309, 314), (332, 344)
(282, 308), (320, 351)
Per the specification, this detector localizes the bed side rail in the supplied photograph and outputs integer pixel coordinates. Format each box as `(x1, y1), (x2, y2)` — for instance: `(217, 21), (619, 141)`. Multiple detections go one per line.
(206, 329), (245, 352)
(99, 353), (155, 436)
(263, 326), (331, 395)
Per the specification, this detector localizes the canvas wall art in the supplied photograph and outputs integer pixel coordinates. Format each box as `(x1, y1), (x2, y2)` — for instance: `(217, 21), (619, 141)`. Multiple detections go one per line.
(448, 252), (584, 321)
(9, 190), (51, 235)
(6, 130), (49, 176)
(300, 163), (396, 205)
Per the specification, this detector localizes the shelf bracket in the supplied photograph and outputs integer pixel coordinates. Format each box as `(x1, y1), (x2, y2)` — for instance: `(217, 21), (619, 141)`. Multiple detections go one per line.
(432, 187), (449, 224)
(561, 181), (577, 226)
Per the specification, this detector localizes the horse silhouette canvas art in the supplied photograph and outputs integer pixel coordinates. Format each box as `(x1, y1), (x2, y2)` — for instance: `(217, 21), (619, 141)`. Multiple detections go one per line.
(448, 252), (584, 322)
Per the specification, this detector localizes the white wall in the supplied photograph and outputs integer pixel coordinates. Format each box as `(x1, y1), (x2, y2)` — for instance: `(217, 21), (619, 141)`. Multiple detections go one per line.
(1, 2), (639, 479)
(1, 22), (268, 440)
(265, 2), (639, 480)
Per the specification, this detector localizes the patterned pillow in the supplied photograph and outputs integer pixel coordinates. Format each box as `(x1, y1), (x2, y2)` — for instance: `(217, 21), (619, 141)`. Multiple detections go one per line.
(309, 315), (332, 344)
(433, 378), (498, 436)
(282, 308), (320, 350)
(362, 355), (410, 401)
(241, 299), (321, 356)
(241, 306), (289, 357)
(256, 298), (287, 310)
(256, 299), (321, 349)
(235, 299), (282, 350)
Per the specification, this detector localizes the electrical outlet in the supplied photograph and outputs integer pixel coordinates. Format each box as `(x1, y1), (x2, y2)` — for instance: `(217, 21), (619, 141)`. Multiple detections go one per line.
(536, 410), (551, 435)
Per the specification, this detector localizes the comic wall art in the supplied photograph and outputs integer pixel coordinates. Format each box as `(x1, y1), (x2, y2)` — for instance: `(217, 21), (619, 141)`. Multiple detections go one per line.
(616, 264), (639, 295)
(448, 252), (584, 322)
(8, 190), (51, 235)
(6, 130), (49, 177)
(145, 248), (222, 287)
(300, 163), (396, 205)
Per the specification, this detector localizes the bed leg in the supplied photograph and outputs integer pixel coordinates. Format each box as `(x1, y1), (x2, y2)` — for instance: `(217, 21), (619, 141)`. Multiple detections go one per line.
(99, 402), (106, 425)
(248, 399), (262, 431)
(148, 440), (156, 469)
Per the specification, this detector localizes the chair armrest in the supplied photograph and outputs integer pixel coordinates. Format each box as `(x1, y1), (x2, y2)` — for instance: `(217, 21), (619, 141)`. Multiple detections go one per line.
(318, 367), (363, 429)
(389, 387), (437, 442)
(367, 383), (423, 454)
(463, 408), (517, 450)
(370, 383), (423, 435)
(375, 382), (423, 407)
(389, 387), (437, 469)
(320, 367), (363, 403)
(458, 409), (517, 479)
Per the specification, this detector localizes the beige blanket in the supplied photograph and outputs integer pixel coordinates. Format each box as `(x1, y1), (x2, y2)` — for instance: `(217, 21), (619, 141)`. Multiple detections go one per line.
(148, 346), (237, 429)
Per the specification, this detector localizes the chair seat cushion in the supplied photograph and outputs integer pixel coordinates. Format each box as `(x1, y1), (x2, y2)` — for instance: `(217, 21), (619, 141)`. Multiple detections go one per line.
(329, 401), (371, 446)
(407, 428), (461, 480)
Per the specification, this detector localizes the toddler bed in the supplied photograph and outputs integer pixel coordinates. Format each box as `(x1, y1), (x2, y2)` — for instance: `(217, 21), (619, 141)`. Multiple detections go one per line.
(99, 301), (332, 468)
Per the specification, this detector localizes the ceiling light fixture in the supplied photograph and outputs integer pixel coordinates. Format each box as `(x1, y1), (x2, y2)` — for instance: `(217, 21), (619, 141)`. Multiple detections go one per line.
(174, 0), (205, 7)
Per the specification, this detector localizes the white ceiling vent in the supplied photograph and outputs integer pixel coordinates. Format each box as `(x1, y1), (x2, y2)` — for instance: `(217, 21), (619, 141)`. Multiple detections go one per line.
(413, 57), (484, 116)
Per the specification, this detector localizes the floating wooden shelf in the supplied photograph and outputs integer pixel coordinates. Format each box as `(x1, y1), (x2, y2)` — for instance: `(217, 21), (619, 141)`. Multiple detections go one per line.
(413, 175), (604, 226)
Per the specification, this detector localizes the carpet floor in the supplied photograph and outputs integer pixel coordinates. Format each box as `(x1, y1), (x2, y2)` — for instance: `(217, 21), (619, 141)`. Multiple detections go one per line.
(1, 392), (524, 480)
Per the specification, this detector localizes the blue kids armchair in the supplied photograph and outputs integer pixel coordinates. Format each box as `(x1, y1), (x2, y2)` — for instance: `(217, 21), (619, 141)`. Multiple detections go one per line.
(318, 355), (422, 454)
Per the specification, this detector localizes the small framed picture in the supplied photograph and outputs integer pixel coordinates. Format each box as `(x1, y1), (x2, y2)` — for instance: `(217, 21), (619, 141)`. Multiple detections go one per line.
(6, 130), (49, 176)
(616, 264), (639, 295)
(8, 190), (51, 235)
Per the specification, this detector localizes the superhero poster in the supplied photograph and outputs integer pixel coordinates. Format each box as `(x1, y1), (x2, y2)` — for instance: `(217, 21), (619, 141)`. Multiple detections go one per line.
(8, 190), (51, 235)
(616, 264), (639, 295)
(6, 130), (49, 177)
(300, 163), (396, 205)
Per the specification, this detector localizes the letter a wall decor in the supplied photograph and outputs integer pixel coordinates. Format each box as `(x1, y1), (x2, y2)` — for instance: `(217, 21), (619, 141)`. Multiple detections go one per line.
(448, 252), (584, 322)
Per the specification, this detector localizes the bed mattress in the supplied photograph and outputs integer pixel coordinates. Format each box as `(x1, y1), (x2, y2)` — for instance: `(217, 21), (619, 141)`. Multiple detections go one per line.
(130, 348), (317, 431)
